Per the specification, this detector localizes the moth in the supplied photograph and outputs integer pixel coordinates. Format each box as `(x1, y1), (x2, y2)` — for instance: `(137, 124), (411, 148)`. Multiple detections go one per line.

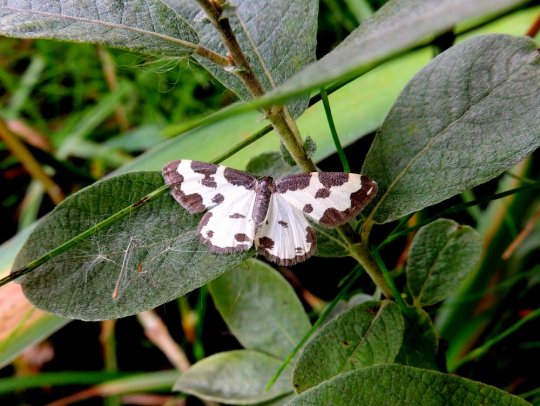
(162, 160), (377, 266)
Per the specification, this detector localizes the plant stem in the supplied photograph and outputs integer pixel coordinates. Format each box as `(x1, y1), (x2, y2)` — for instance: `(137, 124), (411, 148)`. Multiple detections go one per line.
(194, 45), (230, 67)
(195, 0), (266, 97)
(348, 240), (394, 299)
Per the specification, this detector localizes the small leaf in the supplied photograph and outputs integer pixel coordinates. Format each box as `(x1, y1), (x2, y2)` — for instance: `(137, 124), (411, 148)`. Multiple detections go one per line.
(245, 152), (296, 178)
(0, 1), (198, 57)
(303, 136), (317, 159)
(279, 141), (298, 167)
(293, 301), (404, 393)
(174, 350), (292, 404)
(312, 225), (349, 258)
(395, 307), (439, 370)
(407, 219), (483, 306)
(208, 259), (311, 359)
(363, 34), (540, 223)
(14, 172), (249, 321)
(288, 364), (530, 405)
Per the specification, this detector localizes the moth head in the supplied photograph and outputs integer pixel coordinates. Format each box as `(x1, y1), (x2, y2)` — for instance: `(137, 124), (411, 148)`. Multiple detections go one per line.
(255, 176), (276, 196)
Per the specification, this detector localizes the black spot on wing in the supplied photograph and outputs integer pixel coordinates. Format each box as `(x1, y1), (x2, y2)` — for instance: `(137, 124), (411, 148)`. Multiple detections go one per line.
(191, 161), (219, 175)
(190, 161), (219, 188)
(197, 212), (252, 254)
(212, 193), (224, 204)
(278, 220), (288, 228)
(258, 236), (275, 250)
(315, 188), (330, 198)
(235, 233), (250, 242)
(275, 173), (311, 193)
(230, 213), (246, 219)
(224, 167), (256, 189)
(256, 226), (317, 267)
(319, 172), (349, 188)
(202, 176), (217, 188)
(162, 160), (207, 213)
(303, 204), (313, 213)
(319, 176), (378, 227)
(182, 193), (205, 212)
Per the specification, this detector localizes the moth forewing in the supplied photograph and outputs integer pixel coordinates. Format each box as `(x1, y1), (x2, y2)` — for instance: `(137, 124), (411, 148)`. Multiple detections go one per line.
(162, 160), (256, 213)
(275, 172), (378, 227)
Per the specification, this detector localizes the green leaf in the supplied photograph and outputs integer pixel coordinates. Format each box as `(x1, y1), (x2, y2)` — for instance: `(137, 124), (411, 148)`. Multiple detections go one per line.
(312, 225), (349, 258)
(254, 392), (297, 406)
(174, 350), (293, 404)
(288, 364), (530, 405)
(14, 172), (249, 321)
(363, 34), (540, 223)
(208, 259), (311, 359)
(293, 301), (404, 393)
(395, 307), (439, 370)
(0, 0), (198, 57)
(166, 0), (318, 116)
(264, 0), (526, 103)
(245, 152), (296, 178)
(407, 219), (483, 307)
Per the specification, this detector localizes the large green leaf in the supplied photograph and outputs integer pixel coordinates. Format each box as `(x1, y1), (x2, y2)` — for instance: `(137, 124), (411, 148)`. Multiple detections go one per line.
(0, 0), (198, 57)
(174, 350), (292, 404)
(165, 0), (318, 117)
(209, 259), (310, 360)
(363, 34), (540, 223)
(394, 307), (439, 370)
(407, 219), (483, 307)
(289, 364), (530, 405)
(13, 172), (249, 320)
(264, 0), (526, 103)
(293, 301), (404, 393)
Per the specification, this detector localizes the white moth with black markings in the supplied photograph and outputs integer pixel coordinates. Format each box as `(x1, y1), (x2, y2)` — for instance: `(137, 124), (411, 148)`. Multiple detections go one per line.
(162, 160), (377, 266)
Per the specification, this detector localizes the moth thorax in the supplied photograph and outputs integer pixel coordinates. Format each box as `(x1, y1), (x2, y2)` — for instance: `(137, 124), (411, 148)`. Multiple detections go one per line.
(256, 176), (275, 195)
(253, 176), (275, 225)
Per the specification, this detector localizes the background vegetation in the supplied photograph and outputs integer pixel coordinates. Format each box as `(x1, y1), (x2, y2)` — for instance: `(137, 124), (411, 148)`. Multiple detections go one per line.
(0, 0), (539, 405)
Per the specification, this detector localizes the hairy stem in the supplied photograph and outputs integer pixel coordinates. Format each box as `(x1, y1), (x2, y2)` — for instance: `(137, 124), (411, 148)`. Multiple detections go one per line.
(195, 0), (316, 172)
(194, 45), (230, 67)
(336, 224), (393, 299)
